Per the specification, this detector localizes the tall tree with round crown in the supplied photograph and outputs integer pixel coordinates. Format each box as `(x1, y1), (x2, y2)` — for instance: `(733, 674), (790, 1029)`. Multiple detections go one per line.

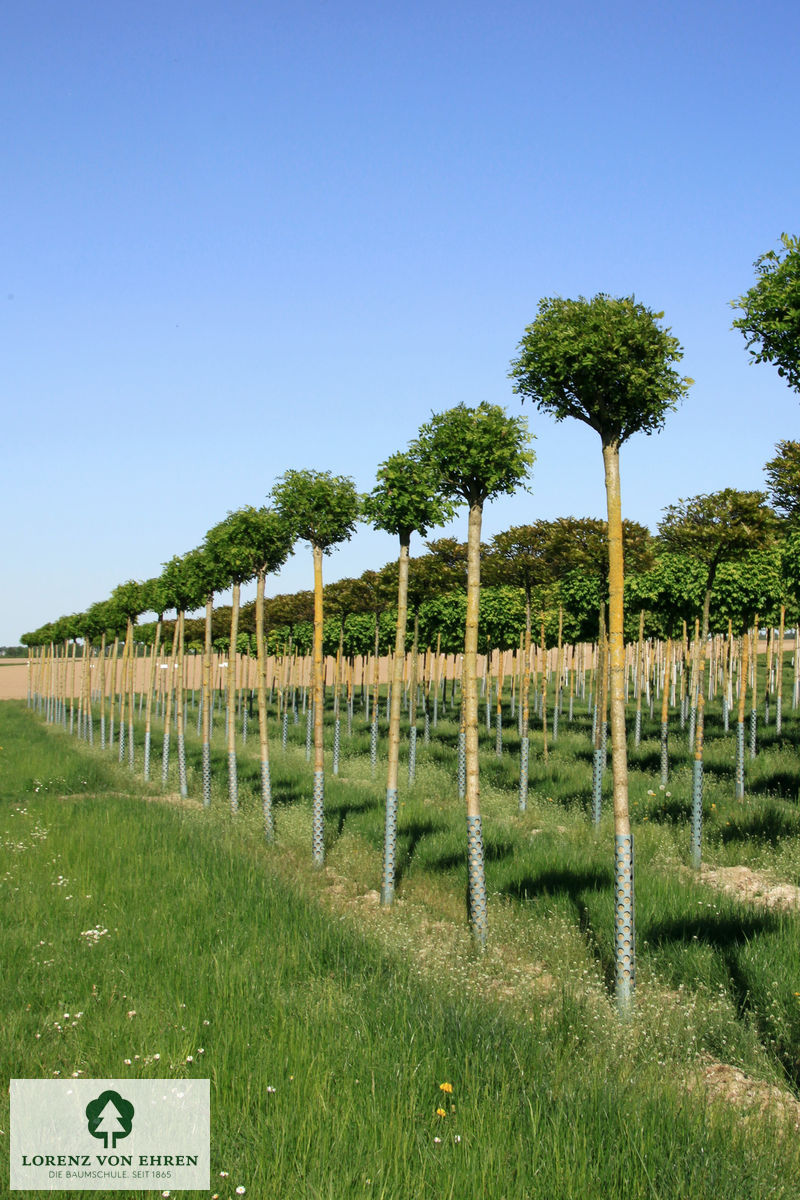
(510, 292), (691, 1013)
(362, 448), (454, 906)
(271, 469), (360, 866)
(414, 402), (534, 946)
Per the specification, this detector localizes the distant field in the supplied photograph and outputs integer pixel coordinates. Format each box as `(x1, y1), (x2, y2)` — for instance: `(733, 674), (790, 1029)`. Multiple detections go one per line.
(0, 661), (27, 699)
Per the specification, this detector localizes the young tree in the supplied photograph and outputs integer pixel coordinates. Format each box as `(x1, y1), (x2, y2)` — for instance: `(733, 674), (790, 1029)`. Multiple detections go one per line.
(110, 580), (147, 770)
(83, 600), (119, 750)
(160, 552), (208, 797)
(732, 234), (800, 393)
(362, 449), (453, 906)
(659, 489), (779, 836)
(138, 577), (169, 782)
(484, 523), (555, 809)
(414, 402), (534, 946)
(510, 293), (690, 1013)
(271, 469), (360, 866)
(205, 507), (294, 827)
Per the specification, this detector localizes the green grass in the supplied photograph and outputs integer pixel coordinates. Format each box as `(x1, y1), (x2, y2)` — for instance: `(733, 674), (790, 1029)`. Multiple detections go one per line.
(4, 687), (800, 1198)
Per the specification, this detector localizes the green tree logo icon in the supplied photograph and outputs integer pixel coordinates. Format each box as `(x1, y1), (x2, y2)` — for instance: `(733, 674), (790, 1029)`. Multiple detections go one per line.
(85, 1090), (135, 1149)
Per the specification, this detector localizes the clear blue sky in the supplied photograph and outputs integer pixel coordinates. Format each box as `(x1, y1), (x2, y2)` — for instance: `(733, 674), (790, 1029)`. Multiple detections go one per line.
(3, 0), (799, 644)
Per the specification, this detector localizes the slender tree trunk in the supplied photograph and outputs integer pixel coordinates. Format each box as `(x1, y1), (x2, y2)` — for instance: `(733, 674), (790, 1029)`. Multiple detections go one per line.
(633, 609), (645, 747)
(591, 607), (607, 826)
(161, 631), (178, 787)
(332, 621), (344, 775)
(201, 594), (214, 806)
(553, 605), (564, 741)
(312, 544), (325, 866)
(143, 618), (161, 782)
(176, 611), (188, 797)
(495, 648), (504, 757)
(602, 440), (634, 1015)
(735, 629), (749, 799)
(750, 615), (759, 758)
(381, 536), (411, 905)
(408, 611), (419, 785)
(464, 500), (487, 946)
(776, 604), (785, 735)
(660, 636), (672, 785)
(255, 569), (275, 839)
(540, 614), (548, 763)
(127, 623), (136, 769)
(228, 581), (241, 812)
(370, 614), (380, 773)
(519, 588), (532, 811)
(118, 622), (132, 763)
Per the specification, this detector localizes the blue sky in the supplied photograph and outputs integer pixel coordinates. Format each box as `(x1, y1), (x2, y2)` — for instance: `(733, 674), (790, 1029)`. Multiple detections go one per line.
(2, 0), (799, 644)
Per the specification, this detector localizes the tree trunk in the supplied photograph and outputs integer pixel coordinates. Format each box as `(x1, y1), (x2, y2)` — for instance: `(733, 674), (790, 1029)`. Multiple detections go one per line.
(381, 536), (411, 905)
(602, 440), (634, 1015)
(228, 581), (241, 812)
(776, 604), (785, 734)
(312, 543), (325, 866)
(735, 628), (749, 799)
(255, 569), (274, 838)
(176, 611), (188, 797)
(408, 611), (419, 785)
(143, 617), (162, 781)
(464, 500), (487, 946)
(519, 588), (532, 811)
(202, 594), (214, 807)
(660, 636), (672, 785)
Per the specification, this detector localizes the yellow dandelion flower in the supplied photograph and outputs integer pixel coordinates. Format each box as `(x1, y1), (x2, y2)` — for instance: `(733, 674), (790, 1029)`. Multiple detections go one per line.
(439, 1082), (454, 1094)
(436, 1107), (447, 1117)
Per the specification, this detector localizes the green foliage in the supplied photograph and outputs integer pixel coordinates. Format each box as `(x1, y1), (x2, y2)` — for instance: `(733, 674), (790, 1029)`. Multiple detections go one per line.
(732, 233), (800, 392)
(416, 587), (550, 653)
(413, 402), (534, 507)
(204, 505), (294, 586)
(362, 449), (454, 544)
(625, 553), (706, 637)
(712, 547), (787, 632)
(558, 570), (604, 642)
(764, 439), (800, 524)
(509, 293), (691, 446)
(782, 531), (800, 600)
(658, 489), (779, 588)
(84, 600), (124, 643)
(271, 469), (360, 553)
(549, 516), (654, 582)
(110, 580), (146, 623)
(138, 576), (170, 620)
(484, 523), (556, 599)
(262, 591), (315, 630)
(160, 549), (217, 615)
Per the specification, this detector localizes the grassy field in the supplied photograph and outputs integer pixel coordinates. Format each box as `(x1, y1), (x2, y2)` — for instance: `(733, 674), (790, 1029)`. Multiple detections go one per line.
(3, 682), (800, 1198)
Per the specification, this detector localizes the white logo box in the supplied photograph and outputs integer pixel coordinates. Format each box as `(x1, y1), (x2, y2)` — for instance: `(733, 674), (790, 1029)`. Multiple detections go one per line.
(10, 1079), (209, 1191)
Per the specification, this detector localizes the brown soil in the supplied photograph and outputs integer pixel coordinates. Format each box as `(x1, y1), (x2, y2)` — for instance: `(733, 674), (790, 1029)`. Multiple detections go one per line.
(689, 1057), (800, 1131)
(699, 864), (800, 912)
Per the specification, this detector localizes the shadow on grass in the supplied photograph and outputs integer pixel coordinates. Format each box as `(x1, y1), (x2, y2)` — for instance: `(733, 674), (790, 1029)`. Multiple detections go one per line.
(711, 804), (800, 847)
(746, 769), (800, 802)
(326, 791), (379, 837)
(394, 816), (449, 886)
(422, 837), (516, 875)
(502, 865), (612, 910)
(645, 911), (780, 953)
(503, 865), (616, 990)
